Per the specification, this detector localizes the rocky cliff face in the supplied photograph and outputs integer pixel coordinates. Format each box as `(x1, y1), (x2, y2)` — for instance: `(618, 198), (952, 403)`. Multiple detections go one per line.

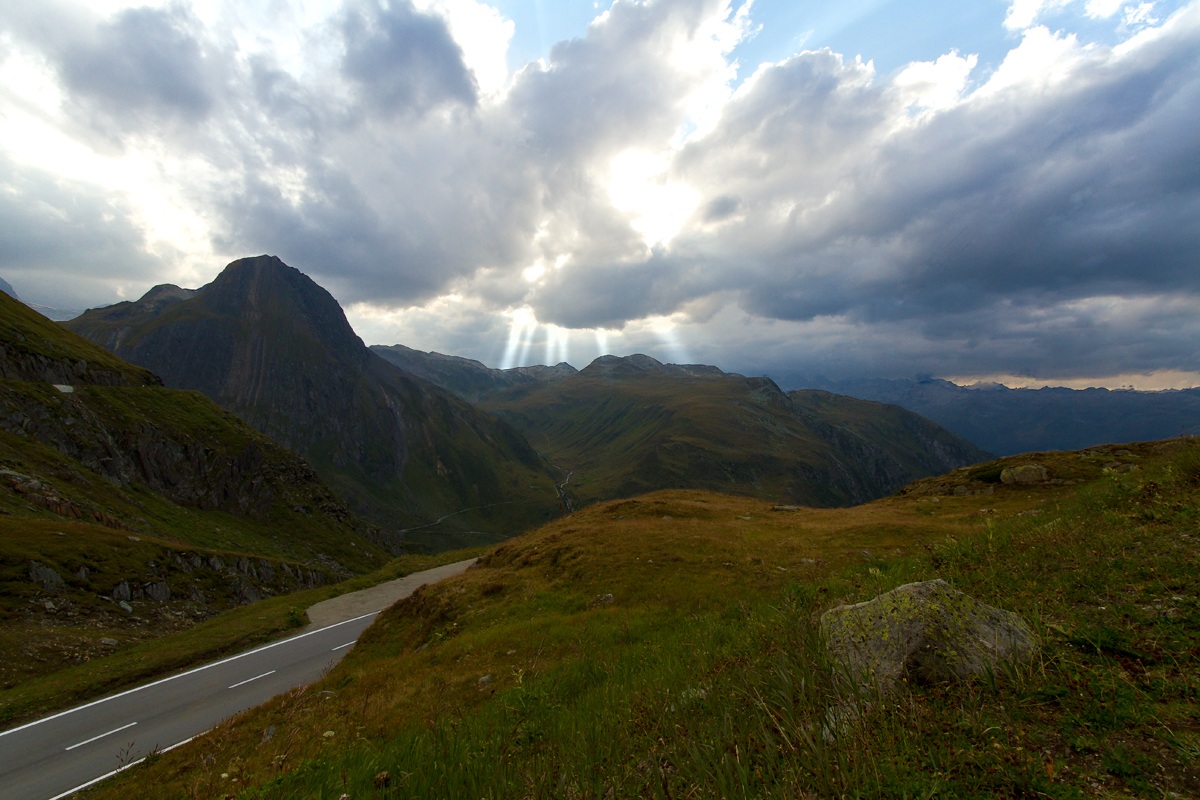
(67, 256), (561, 549)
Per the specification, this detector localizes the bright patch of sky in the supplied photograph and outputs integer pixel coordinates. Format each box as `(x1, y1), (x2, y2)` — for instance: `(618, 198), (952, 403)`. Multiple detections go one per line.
(492, 0), (1168, 84)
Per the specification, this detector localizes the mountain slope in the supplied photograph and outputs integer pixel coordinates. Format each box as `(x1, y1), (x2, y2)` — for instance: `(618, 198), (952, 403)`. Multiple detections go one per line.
(793, 375), (1200, 455)
(0, 290), (390, 694)
(66, 256), (561, 550)
(372, 344), (577, 403)
(480, 354), (990, 508)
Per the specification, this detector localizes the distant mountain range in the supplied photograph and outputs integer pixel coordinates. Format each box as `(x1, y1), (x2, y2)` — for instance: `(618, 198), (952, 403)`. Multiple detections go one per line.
(65, 256), (562, 551)
(0, 277), (84, 321)
(381, 348), (991, 509)
(789, 376), (1200, 455)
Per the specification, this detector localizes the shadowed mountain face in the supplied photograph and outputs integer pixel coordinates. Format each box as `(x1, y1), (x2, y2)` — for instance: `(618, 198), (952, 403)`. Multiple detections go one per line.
(66, 256), (560, 550)
(470, 354), (991, 509)
(790, 376), (1200, 456)
(372, 344), (577, 404)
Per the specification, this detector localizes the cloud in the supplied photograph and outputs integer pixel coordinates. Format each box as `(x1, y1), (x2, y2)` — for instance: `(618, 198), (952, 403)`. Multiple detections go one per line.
(340, 0), (478, 115)
(0, 153), (169, 309)
(1, 0), (1197, 385)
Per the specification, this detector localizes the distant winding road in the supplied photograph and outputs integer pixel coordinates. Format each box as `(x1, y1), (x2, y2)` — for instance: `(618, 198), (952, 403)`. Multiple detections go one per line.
(0, 558), (477, 800)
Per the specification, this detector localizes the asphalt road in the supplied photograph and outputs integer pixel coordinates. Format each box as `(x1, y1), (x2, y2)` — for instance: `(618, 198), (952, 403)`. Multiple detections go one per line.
(0, 557), (477, 800)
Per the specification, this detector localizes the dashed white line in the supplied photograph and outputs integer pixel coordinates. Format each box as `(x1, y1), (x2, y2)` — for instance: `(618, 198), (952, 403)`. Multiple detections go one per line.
(64, 721), (137, 752)
(0, 610), (379, 740)
(227, 670), (276, 690)
(332, 641), (355, 651)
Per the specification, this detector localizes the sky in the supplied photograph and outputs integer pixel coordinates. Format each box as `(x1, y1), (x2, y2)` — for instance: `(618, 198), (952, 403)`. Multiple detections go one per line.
(1, 0), (1198, 388)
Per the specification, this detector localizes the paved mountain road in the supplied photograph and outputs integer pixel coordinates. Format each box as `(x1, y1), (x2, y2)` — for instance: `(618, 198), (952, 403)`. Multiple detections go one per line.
(0, 558), (477, 800)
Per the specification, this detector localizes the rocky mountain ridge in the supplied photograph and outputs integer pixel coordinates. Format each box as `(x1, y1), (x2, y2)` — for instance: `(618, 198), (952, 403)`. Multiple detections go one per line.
(66, 256), (562, 550)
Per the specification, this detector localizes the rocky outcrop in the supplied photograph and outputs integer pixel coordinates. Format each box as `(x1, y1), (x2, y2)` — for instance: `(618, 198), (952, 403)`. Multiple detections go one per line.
(820, 579), (1037, 692)
(1001, 463), (1049, 484)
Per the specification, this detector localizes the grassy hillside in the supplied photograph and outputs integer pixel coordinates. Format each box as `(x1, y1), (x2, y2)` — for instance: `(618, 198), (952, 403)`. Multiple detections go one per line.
(86, 439), (1199, 798)
(483, 356), (988, 509)
(0, 291), (394, 710)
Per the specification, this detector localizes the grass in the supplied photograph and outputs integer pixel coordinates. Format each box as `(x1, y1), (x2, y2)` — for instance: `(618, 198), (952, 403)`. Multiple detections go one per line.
(0, 548), (482, 729)
(81, 438), (1200, 798)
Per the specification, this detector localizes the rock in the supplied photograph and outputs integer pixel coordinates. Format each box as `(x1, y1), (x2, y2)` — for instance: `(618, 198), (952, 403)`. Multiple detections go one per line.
(477, 674), (493, 686)
(100, 638), (119, 647)
(1000, 463), (1048, 485)
(28, 561), (64, 592)
(117, 600), (134, 614)
(112, 581), (132, 602)
(820, 579), (1036, 692)
(145, 581), (171, 602)
(588, 593), (615, 608)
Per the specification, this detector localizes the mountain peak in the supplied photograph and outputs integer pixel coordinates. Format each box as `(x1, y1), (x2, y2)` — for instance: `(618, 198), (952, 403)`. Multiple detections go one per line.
(201, 255), (367, 362)
(581, 353), (669, 378)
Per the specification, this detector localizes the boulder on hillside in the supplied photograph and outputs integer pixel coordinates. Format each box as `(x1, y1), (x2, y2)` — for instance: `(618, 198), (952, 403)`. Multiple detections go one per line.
(820, 579), (1036, 692)
(1000, 463), (1049, 484)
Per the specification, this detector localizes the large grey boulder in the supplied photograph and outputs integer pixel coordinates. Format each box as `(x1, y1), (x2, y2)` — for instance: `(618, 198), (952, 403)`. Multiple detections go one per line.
(820, 579), (1036, 692)
(1000, 463), (1048, 484)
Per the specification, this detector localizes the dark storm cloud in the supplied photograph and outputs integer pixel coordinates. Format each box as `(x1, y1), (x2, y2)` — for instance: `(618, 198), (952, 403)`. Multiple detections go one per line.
(57, 5), (219, 133)
(340, 0), (478, 115)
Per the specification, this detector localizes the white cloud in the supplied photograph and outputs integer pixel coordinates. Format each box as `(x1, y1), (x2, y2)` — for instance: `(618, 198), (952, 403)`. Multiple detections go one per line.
(1085, 0), (1126, 17)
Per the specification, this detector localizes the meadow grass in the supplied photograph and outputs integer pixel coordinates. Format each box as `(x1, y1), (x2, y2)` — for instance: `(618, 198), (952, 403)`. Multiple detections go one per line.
(85, 440), (1199, 798)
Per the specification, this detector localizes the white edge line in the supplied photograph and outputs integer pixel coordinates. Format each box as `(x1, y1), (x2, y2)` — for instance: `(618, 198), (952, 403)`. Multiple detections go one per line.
(228, 670), (276, 690)
(49, 735), (197, 800)
(331, 641), (355, 651)
(0, 610), (380, 739)
(64, 721), (138, 751)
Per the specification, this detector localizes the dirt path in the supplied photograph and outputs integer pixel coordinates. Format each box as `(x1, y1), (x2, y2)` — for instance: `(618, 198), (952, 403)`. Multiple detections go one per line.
(305, 557), (479, 628)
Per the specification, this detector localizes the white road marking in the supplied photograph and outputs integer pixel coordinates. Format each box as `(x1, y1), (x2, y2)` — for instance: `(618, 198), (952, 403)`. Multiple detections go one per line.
(332, 641), (355, 651)
(64, 721), (137, 751)
(0, 610), (379, 739)
(49, 736), (195, 800)
(228, 670), (276, 690)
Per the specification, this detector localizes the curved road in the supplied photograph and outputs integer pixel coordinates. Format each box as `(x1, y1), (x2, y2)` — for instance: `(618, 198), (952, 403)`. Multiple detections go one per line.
(0, 558), (477, 800)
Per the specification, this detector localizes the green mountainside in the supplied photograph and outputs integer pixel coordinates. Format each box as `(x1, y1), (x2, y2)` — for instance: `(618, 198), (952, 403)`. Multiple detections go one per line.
(479, 354), (990, 508)
(89, 438), (1200, 798)
(66, 256), (562, 551)
(372, 343), (577, 403)
(0, 291), (390, 703)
